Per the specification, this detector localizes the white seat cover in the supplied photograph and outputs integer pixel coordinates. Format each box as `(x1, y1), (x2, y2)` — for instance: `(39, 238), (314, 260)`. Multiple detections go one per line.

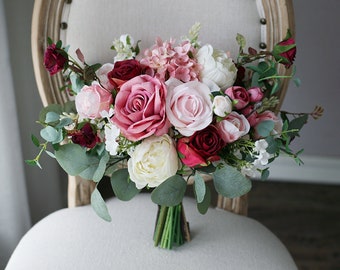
(6, 194), (297, 270)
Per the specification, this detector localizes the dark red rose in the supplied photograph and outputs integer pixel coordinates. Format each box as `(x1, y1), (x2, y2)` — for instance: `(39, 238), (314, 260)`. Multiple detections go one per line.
(108, 59), (142, 88)
(43, 44), (68, 75)
(71, 123), (100, 149)
(177, 125), (226, 167)
(272, 30), (296, 68)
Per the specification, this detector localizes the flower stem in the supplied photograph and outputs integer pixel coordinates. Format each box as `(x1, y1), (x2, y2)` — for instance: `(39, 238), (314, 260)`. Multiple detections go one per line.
(153, 203), (190, 249)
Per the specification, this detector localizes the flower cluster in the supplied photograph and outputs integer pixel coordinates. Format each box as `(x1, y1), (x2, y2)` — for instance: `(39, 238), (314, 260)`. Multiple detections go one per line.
(29, 24), (321, 247)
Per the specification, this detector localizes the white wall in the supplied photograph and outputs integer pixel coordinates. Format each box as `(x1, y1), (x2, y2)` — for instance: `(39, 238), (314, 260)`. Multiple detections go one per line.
(3, 0), (339, 226)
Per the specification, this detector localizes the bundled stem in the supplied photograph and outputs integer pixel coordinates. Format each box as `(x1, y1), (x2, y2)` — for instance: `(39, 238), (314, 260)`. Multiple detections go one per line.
(153, 203), (190, 249)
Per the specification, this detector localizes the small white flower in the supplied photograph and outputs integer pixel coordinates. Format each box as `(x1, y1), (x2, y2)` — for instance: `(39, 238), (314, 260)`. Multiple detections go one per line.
(213, 95), (233, 117)
(254, 139), (269, 153)
(241, 164), (260, 178)
(254, 151), (271, 166)
(104, 123), (120, 156)
(112, 34), (136, 62)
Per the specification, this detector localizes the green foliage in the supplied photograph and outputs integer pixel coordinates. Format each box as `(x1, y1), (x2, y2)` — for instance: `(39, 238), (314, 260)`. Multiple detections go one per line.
(110, 168), (140, 201)
(255, 120), (275, 137)
(91, 188), (112, 222)
(194, 172), (206, 203)
(151, 175), (187, 206)
(196, 186), (211, 215)
(213, 164), (252, 198)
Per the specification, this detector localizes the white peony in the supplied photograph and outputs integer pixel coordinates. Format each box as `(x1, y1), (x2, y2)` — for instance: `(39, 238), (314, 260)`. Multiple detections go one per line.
(128, 134), (179, 189)
(196, 44), (237, 90)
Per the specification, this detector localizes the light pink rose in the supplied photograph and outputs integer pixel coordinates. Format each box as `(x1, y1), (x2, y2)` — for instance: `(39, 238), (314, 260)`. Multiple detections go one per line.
(216, 111), (250, 143)
(95, 63), (115, 90)
(165, 78), (213, 136)
(75, 83), (113, 119)
(225, 86), (250, 110)
(112, 75), (170, 141)
(247, 87), (264, 103)
(254, 110), (283, 139)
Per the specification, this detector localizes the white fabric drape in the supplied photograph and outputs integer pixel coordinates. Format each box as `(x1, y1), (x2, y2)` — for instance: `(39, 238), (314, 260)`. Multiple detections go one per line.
(0, 0), (31, 267)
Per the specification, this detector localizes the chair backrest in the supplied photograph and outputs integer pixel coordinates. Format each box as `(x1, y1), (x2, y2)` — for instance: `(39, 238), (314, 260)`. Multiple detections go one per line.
(31, 0), (295, 214)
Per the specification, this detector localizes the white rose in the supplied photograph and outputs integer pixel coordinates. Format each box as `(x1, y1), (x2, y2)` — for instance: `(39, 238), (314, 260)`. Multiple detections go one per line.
(196, 44), (237, 90)
(212, 95), (233, 117)
(128, 134), (179, 189)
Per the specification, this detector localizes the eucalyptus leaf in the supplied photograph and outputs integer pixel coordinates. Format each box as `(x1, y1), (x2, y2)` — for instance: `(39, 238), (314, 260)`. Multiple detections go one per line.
(288, 114), (308, 136)
(110, 168), (140, 201)
(151, 175), (187, 206)
(197, 186), (211, 215)
(92, 151), (110, 182)
(55, 144), (100, 179)
(194, 173), (206, 204)
(213, 165), (251, 198)
(40, 126), (63, 144)
(70, 73), (84, 94)
(55, 118), (73, 129)
(39, 104), (62, 123)
(91, 188), (112, 222)
(45, 111), (60, 123)
(255, 120), (275, 137)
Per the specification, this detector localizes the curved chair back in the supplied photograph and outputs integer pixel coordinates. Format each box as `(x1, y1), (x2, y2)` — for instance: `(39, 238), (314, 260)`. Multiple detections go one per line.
(31, 0), (295, 213)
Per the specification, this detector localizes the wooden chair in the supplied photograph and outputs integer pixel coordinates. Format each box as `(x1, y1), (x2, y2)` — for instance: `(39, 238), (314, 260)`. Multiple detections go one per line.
(7, 1), (297, 269)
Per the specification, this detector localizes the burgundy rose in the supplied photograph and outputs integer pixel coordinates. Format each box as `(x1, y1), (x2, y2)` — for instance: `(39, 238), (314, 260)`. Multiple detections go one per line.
(43, 44), (68, 75)
(177, 125), (226, 167)
(272, 30), (296, 68)
(71, 123), (100, 149)
(107, 59), (142, 88)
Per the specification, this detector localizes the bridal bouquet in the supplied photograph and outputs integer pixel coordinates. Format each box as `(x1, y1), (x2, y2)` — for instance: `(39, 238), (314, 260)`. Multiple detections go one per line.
(27, 23), (322, 249)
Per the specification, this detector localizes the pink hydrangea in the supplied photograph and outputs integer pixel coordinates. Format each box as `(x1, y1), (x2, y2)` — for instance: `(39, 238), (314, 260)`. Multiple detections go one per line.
(140, 38), (201, 82)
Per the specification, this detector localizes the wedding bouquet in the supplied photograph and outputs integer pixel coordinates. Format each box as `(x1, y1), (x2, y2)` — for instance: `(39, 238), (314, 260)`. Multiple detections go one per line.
(27, 23), (322, 249)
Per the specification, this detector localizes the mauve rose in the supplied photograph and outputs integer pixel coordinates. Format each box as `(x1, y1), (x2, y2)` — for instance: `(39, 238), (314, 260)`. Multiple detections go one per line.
(225, 86), (249, 110)
(165, 78), (213, 136)
(241, 105), (258, 127)
(247, 87), (264, 103)
(43, 44), (68, 75)
(71, 123), (100, 149)
(108, 59), (142, 88)
(254, 110), (283, 139)
(216, 111), (250, 143)
(272, 30), (296, 68)
(177, 125), (226, 167)
(112, 75), (170, 141)
(75, 83), (113, 119)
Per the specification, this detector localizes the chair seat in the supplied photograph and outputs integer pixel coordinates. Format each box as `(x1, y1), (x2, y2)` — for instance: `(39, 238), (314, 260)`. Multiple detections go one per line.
(6, 194), (297, 270)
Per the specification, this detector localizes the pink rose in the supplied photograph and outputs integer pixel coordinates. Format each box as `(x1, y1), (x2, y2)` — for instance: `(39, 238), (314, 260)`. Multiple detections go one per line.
(225, 86), (250, 110)
(247, 87), (264, 103)
(75, 83), (113, 119)
(216, 111), (250, 143)
(253, 110), (283, 139)
(112, 75), (170, 141)
(165, 79), (213, 136)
